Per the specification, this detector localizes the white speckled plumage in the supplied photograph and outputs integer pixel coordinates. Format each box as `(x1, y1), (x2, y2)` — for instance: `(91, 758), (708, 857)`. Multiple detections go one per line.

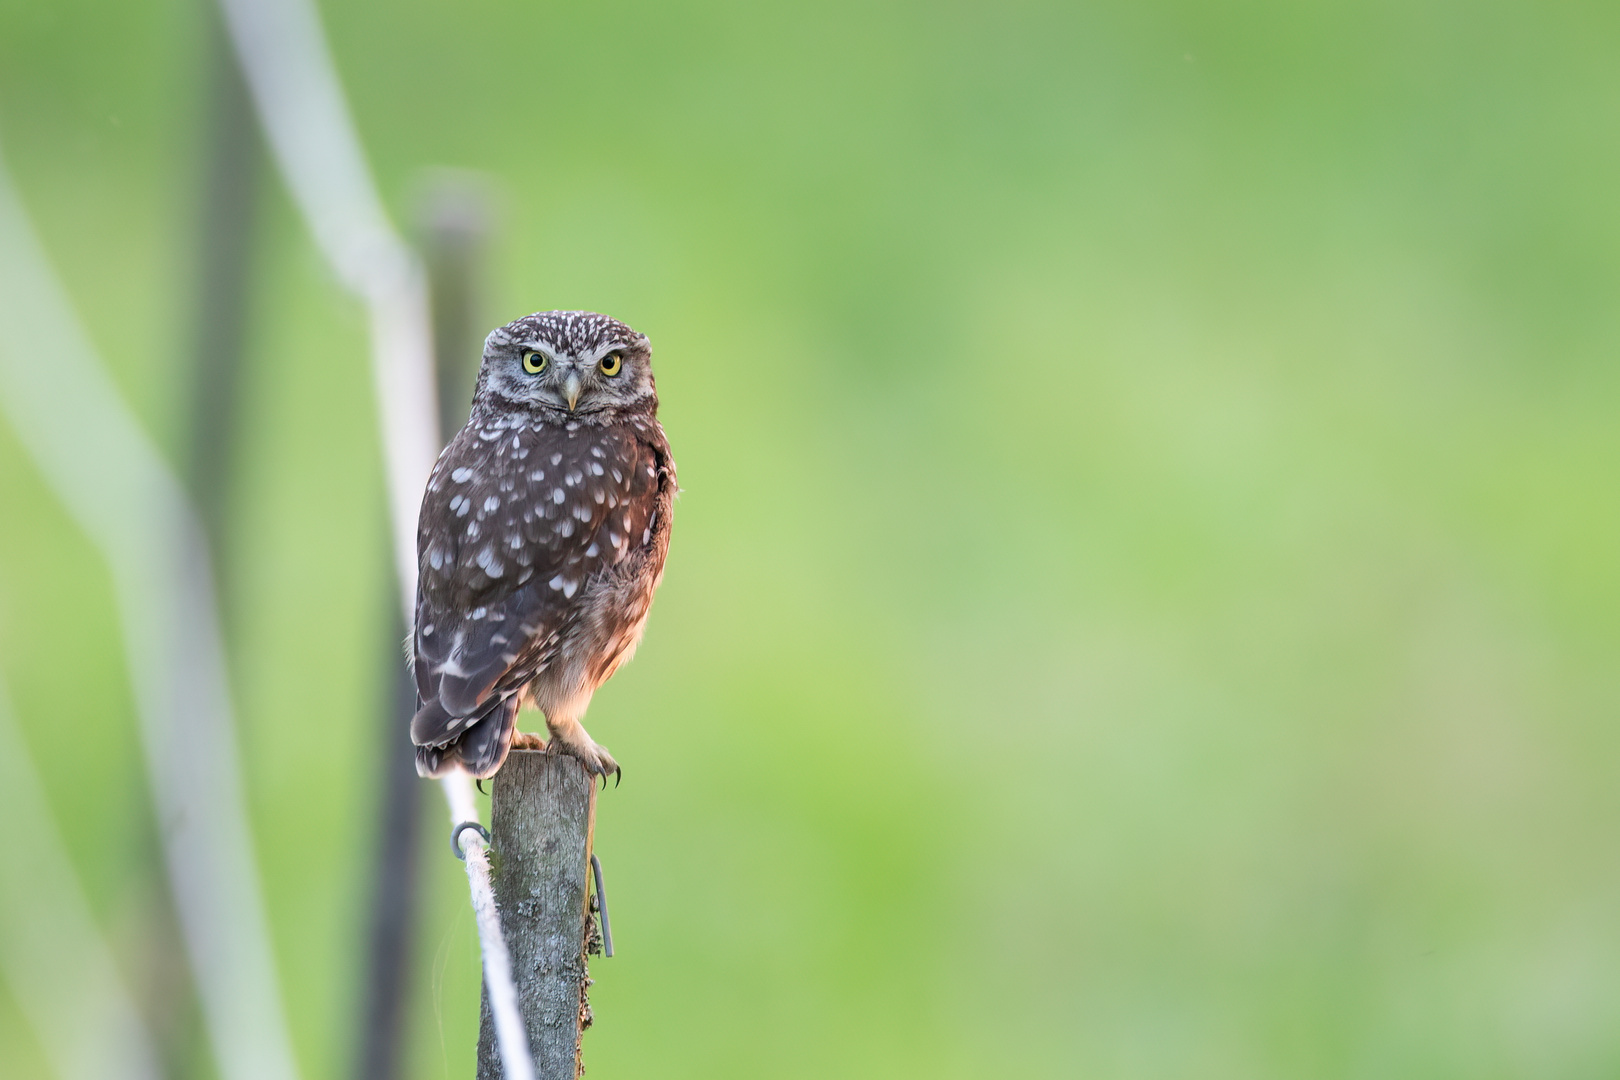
(410, 311), (676, 780)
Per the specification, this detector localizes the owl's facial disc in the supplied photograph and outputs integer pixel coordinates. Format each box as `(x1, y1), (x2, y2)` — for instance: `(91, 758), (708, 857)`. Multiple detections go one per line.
(477, 312), (655, 421)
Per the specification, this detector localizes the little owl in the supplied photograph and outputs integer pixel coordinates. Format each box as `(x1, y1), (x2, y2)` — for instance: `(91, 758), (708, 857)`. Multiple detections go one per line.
(411, 311), (675, 781)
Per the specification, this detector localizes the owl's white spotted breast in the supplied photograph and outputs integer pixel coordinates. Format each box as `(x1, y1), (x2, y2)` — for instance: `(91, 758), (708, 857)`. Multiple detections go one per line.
(412, 413), (674, 728)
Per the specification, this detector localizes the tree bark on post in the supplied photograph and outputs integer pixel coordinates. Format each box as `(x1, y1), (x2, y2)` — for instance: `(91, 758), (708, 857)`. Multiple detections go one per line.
(476, 750), (598, 1079)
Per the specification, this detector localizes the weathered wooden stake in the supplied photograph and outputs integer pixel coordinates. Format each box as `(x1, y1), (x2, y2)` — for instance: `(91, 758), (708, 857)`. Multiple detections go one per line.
(476, 750), (598, 1079)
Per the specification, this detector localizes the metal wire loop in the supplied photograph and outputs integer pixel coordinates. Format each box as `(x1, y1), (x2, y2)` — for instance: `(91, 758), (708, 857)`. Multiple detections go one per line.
(590, 853), (614, 957)
(451, 820), (491, 860)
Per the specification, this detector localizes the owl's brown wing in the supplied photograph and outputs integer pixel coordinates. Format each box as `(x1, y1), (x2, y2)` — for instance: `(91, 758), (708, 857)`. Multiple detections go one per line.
(410, 419), (663, 771)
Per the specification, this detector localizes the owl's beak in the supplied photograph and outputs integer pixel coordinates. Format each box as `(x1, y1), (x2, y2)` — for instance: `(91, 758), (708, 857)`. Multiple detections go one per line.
(562, 372), (583, 412)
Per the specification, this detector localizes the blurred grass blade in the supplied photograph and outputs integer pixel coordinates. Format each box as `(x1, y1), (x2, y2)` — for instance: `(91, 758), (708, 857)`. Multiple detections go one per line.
(0, 676), (160, 1080)
(211, 0), (532, 1074)
(216, 0), (438, 615)
(0, 142), (303, 1080)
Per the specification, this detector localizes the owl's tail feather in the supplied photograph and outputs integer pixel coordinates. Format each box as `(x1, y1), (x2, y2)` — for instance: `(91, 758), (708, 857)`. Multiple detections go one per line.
(412, 695), (520, 779)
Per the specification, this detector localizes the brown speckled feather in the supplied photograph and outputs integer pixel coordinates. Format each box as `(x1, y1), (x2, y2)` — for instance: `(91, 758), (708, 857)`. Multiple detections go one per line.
(410, 311), (675, 778)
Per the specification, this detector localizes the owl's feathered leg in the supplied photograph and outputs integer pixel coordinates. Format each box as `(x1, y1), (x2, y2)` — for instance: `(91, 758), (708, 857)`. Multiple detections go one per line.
(542, 710), (620, 784)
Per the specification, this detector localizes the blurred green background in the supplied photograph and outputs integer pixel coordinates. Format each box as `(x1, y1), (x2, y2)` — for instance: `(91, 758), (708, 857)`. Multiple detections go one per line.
(3, 0), (1620, 1076)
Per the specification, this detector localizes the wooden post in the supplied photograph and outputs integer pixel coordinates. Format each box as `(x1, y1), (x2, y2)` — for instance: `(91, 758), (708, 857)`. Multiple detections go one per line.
(476, 751), (599, 1079)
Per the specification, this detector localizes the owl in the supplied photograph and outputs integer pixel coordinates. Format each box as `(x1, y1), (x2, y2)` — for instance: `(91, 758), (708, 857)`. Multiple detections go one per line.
(410, 311), (676, 781)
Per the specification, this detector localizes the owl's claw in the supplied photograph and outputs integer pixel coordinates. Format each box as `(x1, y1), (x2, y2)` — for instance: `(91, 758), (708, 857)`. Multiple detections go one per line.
(543, 724), (619, 786)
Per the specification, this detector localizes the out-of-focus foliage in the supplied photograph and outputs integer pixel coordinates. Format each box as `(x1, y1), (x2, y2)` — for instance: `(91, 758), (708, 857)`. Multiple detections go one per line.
(3, 0), (1620, 1077)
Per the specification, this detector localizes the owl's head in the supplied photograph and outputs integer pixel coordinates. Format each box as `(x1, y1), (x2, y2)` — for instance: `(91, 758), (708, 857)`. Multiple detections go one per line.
(475, 310), (656, 421)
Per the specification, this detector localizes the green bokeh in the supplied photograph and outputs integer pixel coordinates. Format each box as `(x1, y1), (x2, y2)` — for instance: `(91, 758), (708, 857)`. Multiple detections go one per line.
(3, 0), (1620, 1076)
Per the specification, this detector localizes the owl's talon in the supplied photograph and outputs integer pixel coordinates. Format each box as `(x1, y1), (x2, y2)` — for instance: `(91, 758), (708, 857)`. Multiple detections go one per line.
(544, 727), (619, 784)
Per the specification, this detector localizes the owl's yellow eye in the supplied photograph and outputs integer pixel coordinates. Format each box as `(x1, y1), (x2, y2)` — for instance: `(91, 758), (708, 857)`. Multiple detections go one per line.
(599, 352), (623, 377)
(522, 351), (547, 374)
